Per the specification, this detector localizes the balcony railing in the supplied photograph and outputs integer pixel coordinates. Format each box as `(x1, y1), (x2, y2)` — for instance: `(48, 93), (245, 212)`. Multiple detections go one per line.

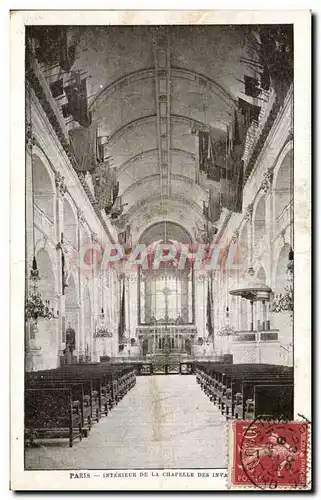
(34, 204), (54, 238)
(233, 329), (279, 343)
(136, 324), (197, 335)
(275, 199), (293, 236)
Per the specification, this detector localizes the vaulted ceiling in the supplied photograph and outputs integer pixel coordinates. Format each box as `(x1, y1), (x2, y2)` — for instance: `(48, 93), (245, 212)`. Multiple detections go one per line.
(71, 25), (257, 242)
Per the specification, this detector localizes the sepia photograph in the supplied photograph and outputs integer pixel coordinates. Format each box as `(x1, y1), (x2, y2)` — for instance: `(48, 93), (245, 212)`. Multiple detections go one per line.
(10, 10), (311, 491)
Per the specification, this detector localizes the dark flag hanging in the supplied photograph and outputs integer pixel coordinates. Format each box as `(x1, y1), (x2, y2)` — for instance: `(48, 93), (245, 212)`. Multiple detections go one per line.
(64, 76), (92, 128)
(69, 124), (98, 173)
(97, 136), (105, 164)
(59, 27), (76, 72)
(208, 185), (220, 223)
(198, 131), (209, 172)
(244, 75), (261, 98)
(238, 98), (261, 126)
(206, 279), (214, 338)
(113, 180), (120, 205)
(206, 133), (220, 182)
(118, 277), (126, 344)
(220, 151), (244, 214)
(32, 26), (61, 66)
(261, 64), (271, 91)
(62, 103), (71, 118)
(93, 162), (115, 211)
(50, 79), (64, 98)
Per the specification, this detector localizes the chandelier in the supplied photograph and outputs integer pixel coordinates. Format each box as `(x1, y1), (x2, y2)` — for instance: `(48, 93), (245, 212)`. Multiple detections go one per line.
(271, 248), (294, 313)
(217, 307), (238, 337)
(25, 84), (58, 326)
(94, 307), (112, 338)
(25, 257), (59, 324)
(217, 324), (238, 337)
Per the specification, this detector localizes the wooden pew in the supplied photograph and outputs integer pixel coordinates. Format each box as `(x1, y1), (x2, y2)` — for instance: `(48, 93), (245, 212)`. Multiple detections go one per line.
(27, 370), (102, 422)
(25, 388), (82, 447)
(254, 384), (294, 420)
(235, 376), (293, 420)
(26, 377), (92, 436)
(195, 363), (294, 420)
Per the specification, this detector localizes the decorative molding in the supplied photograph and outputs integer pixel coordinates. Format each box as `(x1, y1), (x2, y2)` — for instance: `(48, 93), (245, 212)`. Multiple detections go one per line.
(26, 56), (116, 244)
(26, 123), (36, 151)
(55, 171), (67, 197)
(261, 167), (274, 193)
(91, 232), (99, 244)
(244, 203), (254, 223)
(108, 114), (221, 146)
(77, 208), (85, 226)
(244, 85), (293, 182)
(231, 230), (239, 244)
(89, 66), (235, 113)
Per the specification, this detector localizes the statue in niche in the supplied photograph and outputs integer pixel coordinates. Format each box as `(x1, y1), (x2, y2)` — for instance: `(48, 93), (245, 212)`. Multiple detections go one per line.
(64, 323), (76, 364)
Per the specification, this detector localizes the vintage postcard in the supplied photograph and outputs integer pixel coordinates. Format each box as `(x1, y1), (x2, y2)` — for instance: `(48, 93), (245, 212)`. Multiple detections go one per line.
(10, 10), (311, 491)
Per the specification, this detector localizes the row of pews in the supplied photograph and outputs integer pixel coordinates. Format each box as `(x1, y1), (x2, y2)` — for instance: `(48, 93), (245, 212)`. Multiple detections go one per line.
(196, 362), (294, 421)
(25, 363), (136, 447)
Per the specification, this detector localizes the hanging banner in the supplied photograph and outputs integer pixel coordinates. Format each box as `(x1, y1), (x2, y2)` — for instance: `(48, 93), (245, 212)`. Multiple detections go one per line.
(206, 278), (214, 338)
(244, 75), (261, 98)
(118, 277), (126, 344)
(68, 124), (98, 172)
(59, 27), (76, 72)
(208, 185), (221, 223)
(93, 163), (116, 211)
(238, 97), (261, 126)
(64, 76), (91, 127)
(49, 78), (64, 98)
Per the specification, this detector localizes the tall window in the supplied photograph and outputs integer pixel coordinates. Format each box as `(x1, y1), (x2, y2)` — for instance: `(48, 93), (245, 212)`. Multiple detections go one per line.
(150, 277), (181, 321)
(139, 268), (193, 324)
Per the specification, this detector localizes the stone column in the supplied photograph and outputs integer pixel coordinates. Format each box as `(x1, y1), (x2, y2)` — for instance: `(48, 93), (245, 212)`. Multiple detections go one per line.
(262, 169), (274, 285)
(245, 203), (254, 272)
(145, 276), (151, 322)
(181, 273), (189, 323)
(77, 210), (85, 361)
(54, 171), (67, 359)
(25, 130), (40, 370)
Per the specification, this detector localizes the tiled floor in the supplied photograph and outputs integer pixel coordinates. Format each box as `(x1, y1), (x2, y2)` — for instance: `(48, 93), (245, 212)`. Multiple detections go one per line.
(25, 375), (227, 470)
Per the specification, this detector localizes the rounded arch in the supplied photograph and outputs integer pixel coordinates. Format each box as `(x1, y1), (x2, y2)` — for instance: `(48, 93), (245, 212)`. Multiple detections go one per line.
(253, 193), (266, 257)
(238, 221), (248, 276)
(83, 285), (92, 361)
(272, 143), (294, 223)
(90, 67), (236, 114)
(274, 243), (292, 295)
(63, 197), (78, 249)
(139, 221), (192, 245)
(35, 248), (59, 369)
(118, 148), (196, 176)
(256, 265), (267, 284)
(272, 140), (294, 192)
(65, 273), (79, 354)
(32, 152), (55, 221)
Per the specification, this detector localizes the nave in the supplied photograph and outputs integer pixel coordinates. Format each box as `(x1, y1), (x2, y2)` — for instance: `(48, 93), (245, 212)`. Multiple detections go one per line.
(25, 375), (227, 470)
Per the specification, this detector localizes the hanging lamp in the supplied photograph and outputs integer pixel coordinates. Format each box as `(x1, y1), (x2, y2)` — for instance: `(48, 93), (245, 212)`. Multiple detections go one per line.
(25, 83), (59, 325)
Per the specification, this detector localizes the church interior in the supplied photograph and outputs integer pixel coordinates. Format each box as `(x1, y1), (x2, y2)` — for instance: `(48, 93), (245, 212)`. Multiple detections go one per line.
(24, 24), (294, 469)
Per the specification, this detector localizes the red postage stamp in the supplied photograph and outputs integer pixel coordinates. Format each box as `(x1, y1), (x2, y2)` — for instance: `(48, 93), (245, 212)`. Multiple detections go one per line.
(229, 420), (310, 490)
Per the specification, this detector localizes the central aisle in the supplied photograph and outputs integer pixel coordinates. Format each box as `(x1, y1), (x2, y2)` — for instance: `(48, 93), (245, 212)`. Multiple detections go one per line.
(25, 375), (227, 470)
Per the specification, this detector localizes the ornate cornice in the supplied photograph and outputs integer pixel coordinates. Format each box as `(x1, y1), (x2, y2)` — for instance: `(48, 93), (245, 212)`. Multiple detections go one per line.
(26, 54), (115, 244)
(244, 85), (293, 182)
